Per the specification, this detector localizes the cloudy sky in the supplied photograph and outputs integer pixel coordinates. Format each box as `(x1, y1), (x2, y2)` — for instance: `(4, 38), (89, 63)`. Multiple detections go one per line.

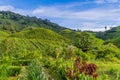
(0, 0), (120, 31)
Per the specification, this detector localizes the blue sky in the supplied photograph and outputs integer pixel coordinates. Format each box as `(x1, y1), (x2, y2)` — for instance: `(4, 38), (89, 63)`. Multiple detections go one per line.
(0, 0), (120, 31)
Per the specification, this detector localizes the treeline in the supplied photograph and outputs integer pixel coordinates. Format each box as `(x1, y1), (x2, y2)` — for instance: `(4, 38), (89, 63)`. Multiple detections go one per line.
(0, 11), (67, 32)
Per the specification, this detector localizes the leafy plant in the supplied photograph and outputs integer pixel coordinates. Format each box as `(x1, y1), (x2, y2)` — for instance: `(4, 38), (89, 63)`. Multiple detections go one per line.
(74, 32), (93, 52)
(25, 60), (48, 80)
(8, 66), (21, 76)
(66, 57), (98, 80)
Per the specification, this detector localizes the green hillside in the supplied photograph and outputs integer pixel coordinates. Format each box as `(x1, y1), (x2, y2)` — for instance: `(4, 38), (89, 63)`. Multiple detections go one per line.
(0, 37), (68, 59)
(11, 28), (69, 43)
(0, 11), (67, 33)
(96, 26), (120, 49)
(0, 11), (120, 80)
(0, 30), (9, 37)
(0, 30), (9, 42)
(96, 26), (120, 40)
(60, 29), (104, 51)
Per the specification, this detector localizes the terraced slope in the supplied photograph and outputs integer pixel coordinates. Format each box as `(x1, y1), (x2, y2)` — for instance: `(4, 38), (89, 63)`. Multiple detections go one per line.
(11, 28), (69, 42)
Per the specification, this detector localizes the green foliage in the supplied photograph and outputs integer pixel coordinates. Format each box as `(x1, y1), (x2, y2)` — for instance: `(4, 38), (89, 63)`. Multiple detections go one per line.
(74, 32), (93, 52)
(8, 66), (21, 76)
(11, 28), (69, 43)
(95, 43), (120, 60)
(108, 36), (120, 48)
(66, 45), (76, 59)
(50, 58), (72, 80)
(0, 30), (9, 43)
(96, 62), (120, 80)
(0, 11), (67, 32)
(95, 26), (120, 49)
(0, 30), (9, 37)
(60, 30), (104, 52)
(12, 59), (31, 66)
(54, 47), (63, 59)
(0, 55), (13, 80)
(0, 36), (68, 59)
(96, 26), (120, 40)
(59, 29), (76, 41)
(0, 65), (8, 80)
(25, 60), (48, 80)
(78, 73), (92, 80)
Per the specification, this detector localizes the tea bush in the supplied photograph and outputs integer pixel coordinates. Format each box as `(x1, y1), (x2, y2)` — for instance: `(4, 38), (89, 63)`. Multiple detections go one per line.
(25, 60), (48, 80)
(8, 66), (21, 76)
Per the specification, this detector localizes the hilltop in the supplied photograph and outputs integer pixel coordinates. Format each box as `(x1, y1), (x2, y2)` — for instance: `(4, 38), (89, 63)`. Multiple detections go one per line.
(0, 11), (67, 33)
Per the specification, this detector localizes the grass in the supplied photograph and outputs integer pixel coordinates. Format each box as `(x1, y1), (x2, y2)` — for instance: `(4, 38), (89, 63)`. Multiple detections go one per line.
(0, 58), (119, 80)
(92, 61), (120, 80)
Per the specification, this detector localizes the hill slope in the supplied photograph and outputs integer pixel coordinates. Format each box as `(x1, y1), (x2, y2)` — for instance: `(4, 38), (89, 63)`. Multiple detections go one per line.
(0, 11), (67, 33)
(11, 28), (69, 43)
(95, 26), (120, 48)
(96, 26), (120, 40)
(0, 28), (70, 59)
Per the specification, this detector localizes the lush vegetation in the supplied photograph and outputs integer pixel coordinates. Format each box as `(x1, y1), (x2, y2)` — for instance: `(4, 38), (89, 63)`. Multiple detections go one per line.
(0, 11), (120, 80)
(0, 11), (67, 33)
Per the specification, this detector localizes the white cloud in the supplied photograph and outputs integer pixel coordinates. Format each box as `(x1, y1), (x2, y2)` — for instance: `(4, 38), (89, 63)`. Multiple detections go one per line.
(0, 5), (14, 11)
(106, 0), (119, 3)
(95, 0), (119, 4)
(79, 23), (117, 31)
(0, 5), (32, 16)
(32, 7), (64, 18)
(32, 6), (120, 21)
(95, 0), (105, 4)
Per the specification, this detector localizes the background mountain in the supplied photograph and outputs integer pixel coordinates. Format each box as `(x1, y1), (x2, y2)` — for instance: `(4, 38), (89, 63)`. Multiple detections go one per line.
(96, 26), (120, 40)
(96, 26), (120, 48)
(0, 11), (67, 33)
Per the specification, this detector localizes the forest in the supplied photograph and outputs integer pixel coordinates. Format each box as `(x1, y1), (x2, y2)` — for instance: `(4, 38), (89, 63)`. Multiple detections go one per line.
(0, 11), (120, 80)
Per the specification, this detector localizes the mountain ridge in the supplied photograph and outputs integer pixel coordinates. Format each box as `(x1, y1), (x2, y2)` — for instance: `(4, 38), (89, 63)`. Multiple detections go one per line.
(0, 11), (68, 33)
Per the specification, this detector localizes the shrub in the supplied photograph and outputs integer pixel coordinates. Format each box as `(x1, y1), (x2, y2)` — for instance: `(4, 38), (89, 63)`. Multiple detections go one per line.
(74, 32), (93, 52)
(54, 47), (63, 59)
(66, 57), (98, 80)
(12, 59), (31, 66)
(66, 45), (75, 59)
(8, 66), (21, 76)
(0, 65), (8, 80)
(25, 60), (48, 80)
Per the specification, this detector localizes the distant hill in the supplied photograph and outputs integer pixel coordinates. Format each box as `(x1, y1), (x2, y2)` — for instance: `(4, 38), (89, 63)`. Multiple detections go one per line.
(0, 11), (67, 33)
(95, 26), (120, 48)
(96, 26), (120, 40)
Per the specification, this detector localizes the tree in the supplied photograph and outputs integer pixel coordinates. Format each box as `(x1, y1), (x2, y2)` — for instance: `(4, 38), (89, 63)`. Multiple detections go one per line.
(74, 32), (93, 52)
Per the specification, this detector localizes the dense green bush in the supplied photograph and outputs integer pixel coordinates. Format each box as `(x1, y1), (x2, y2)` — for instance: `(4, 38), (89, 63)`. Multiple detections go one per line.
(74, 32), (93, 52)
(95, 43), (120, 60)
(66, 45), (75, 59)
(0, 65), (8, 80)
(25, 60), (48, 80)
(51, 58), (69, 80)
(12, 59), (31, 66)
(8, 66), (21, 76)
